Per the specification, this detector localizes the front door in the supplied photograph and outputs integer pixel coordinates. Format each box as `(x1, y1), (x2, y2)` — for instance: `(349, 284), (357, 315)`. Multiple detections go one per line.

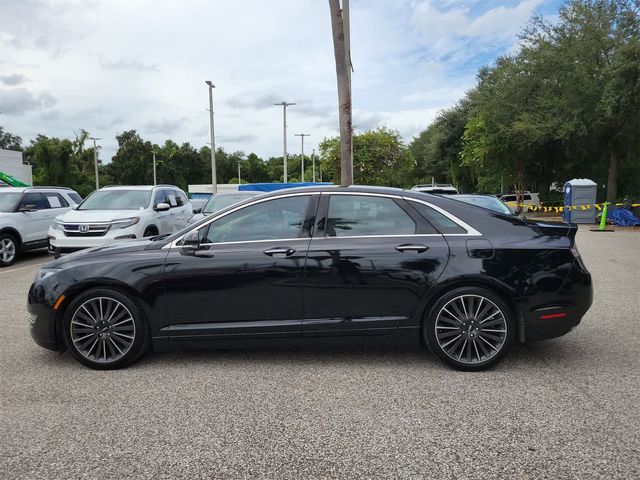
(18, 192), (53, 243)
(303, 193), (450, 336)
(160, 194), (317, 339)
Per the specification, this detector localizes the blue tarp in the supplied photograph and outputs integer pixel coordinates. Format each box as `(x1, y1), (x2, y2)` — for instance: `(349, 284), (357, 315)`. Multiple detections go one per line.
(607, 208), (640, 227)
(239, 182), (332, 192)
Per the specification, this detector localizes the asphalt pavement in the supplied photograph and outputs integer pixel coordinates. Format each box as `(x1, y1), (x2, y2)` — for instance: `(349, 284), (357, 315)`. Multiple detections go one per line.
(1, 230), (639, 479)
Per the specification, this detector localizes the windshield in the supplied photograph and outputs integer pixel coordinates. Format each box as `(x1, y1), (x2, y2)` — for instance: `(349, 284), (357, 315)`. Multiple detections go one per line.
(203, 193), (257, 214)
(0, 192), (21, 212)
(79, 190), (151, 210)
(455, 196), (512, 214)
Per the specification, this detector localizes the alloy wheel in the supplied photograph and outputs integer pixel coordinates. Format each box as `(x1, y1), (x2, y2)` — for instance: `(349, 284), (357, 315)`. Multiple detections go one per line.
(0, 238), (16, 264)
(435, 294), (507, 365)
(70, 297), (136, 363)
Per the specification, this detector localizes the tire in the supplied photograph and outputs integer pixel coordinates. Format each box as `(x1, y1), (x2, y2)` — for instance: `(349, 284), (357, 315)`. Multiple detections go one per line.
(62, 288), (150, 370)
(143, 226), (158, 237)
(0, 233), (19, 267)
(424, 286), (515, 371)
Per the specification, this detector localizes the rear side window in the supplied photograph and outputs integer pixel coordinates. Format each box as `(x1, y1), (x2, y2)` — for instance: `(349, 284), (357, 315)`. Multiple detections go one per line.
(326, 195), (416, 237)
(20, 193), (49, 210)
(165, 190), (178, 208)
(177, 191), (188, 206)
(44, 193), (69, 208)
(67, 192), (83, 204)
(409, 202), (466, 234)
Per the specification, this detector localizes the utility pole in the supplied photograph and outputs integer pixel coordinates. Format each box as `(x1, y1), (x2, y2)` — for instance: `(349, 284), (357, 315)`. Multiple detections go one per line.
(88, 137), (101, 190)
(205, 81), (217, 194)
(274, 101), (295, 182)
(151, 151), (157, 185)
(238, 160), (241, 185)
(312, 148), (316, 182)
(328, 0), (353, 186)
(294, 133), (310, 182)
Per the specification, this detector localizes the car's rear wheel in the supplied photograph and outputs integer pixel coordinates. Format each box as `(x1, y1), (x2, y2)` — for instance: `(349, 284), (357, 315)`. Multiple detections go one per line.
(63, 288), (149, 369)
(424, 287), (515, 371)
(0, 233), (18, 267)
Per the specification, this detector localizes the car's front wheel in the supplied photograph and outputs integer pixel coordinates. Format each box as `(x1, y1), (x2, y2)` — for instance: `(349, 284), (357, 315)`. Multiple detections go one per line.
(0, 233), (18, 267)
(424, 287), (515, 371)
(63, 288), (149, 369)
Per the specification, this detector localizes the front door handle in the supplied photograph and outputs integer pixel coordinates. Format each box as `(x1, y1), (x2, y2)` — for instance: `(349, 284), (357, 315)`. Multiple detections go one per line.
(263, 247), (296, 258)
(395, 244), (429, 253)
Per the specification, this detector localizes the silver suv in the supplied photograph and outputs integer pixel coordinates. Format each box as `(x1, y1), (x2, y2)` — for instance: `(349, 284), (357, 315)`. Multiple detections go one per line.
(0, 187), (82, 267)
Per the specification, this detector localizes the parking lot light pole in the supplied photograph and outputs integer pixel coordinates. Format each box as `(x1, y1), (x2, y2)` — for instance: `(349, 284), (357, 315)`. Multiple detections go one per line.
(152, 151), (157, 185)
(274, 101), (295, 183)
(312, 148), (316, 182)
(294, 133), (310, 182)
(206, 81), (217, 194)
(88, 137), (101, 190)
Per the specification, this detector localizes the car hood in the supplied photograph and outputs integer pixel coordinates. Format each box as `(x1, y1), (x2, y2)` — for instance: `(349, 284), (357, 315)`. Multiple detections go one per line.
(54, 209), (144, 223)
(45, 238), (155, 268)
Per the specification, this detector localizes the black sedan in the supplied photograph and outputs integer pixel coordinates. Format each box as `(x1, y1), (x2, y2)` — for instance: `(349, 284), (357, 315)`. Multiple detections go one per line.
(28, 185), (592, 371)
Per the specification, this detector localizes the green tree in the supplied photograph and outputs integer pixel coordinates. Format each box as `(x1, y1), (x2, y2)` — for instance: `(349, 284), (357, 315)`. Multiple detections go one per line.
(320, 127), (415, 187)
(0, 126), (23, 151)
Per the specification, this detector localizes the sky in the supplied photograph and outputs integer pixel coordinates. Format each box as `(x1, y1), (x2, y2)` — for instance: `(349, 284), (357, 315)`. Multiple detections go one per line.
(0, 0), (562, 162)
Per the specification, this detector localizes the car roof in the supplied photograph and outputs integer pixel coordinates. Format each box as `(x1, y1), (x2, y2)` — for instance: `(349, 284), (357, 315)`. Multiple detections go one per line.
(0, 186), (73, 193)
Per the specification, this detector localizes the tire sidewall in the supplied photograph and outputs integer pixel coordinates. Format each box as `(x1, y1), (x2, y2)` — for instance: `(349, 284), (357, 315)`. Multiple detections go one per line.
(0, 233), (18, 267)
(424, 286), (515, 371)
(62, 287), (149, 369)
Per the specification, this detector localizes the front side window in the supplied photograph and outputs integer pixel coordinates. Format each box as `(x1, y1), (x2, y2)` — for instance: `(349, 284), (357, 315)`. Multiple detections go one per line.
(165, 190), (178, 207)
(325, 195), (416, 237)
(202, 196), (310, 243)
(153, 190), (169, 207)
(20, 193), (49, 210)
(79, 190), (151, 210)
(203, 193), (257, 215)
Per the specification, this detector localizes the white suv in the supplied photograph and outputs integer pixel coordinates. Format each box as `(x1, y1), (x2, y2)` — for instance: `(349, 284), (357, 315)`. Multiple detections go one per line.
(48, 185), (192, 255)
(0, 187), (82, 267)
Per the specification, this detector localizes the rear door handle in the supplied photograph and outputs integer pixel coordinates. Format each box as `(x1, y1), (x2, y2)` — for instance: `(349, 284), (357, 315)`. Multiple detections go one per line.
(263, 247), (296, 258)
(395, 244), (429, 253)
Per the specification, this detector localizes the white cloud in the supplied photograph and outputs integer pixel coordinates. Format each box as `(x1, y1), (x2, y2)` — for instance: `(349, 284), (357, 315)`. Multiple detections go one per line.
(0, 0), (549, 159)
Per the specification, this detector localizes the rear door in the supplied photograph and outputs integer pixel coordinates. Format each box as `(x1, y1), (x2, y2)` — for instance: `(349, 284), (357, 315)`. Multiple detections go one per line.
(302, 192), (450, 336)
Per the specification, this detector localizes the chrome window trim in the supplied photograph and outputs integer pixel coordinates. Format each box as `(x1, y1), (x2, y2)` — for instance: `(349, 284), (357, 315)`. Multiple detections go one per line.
(164, 191), (319, 249)
(163, 190), (482, 249)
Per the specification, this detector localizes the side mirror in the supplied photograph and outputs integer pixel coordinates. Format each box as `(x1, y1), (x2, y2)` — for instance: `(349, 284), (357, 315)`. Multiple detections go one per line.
(180, 231), (200, 255)
(155, 202), (170, 212)
(193, 207), (202, 214)
(19, 205), (37, 212)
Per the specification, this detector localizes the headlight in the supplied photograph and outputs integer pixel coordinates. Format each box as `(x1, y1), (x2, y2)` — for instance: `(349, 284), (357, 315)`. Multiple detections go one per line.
(34, 268), (60, 283)
(111, 217), (140, 229)
(52, 220), (64, 231)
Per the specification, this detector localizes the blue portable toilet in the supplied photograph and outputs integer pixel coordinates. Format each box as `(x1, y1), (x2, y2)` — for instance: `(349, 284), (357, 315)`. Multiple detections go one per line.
(563, 179), (597, 224)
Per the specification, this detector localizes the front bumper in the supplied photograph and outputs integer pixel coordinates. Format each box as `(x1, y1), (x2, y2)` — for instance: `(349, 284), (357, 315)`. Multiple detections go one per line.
(28, 283), (64, 351)
(48, 229), (138, 251)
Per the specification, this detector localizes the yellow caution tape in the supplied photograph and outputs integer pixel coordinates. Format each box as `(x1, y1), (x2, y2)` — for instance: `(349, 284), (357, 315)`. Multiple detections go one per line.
(504, 201), (640, 211)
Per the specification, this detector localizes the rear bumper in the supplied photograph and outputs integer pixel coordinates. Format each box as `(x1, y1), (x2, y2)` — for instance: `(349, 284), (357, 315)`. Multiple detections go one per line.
(520, 256), (593, 342)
